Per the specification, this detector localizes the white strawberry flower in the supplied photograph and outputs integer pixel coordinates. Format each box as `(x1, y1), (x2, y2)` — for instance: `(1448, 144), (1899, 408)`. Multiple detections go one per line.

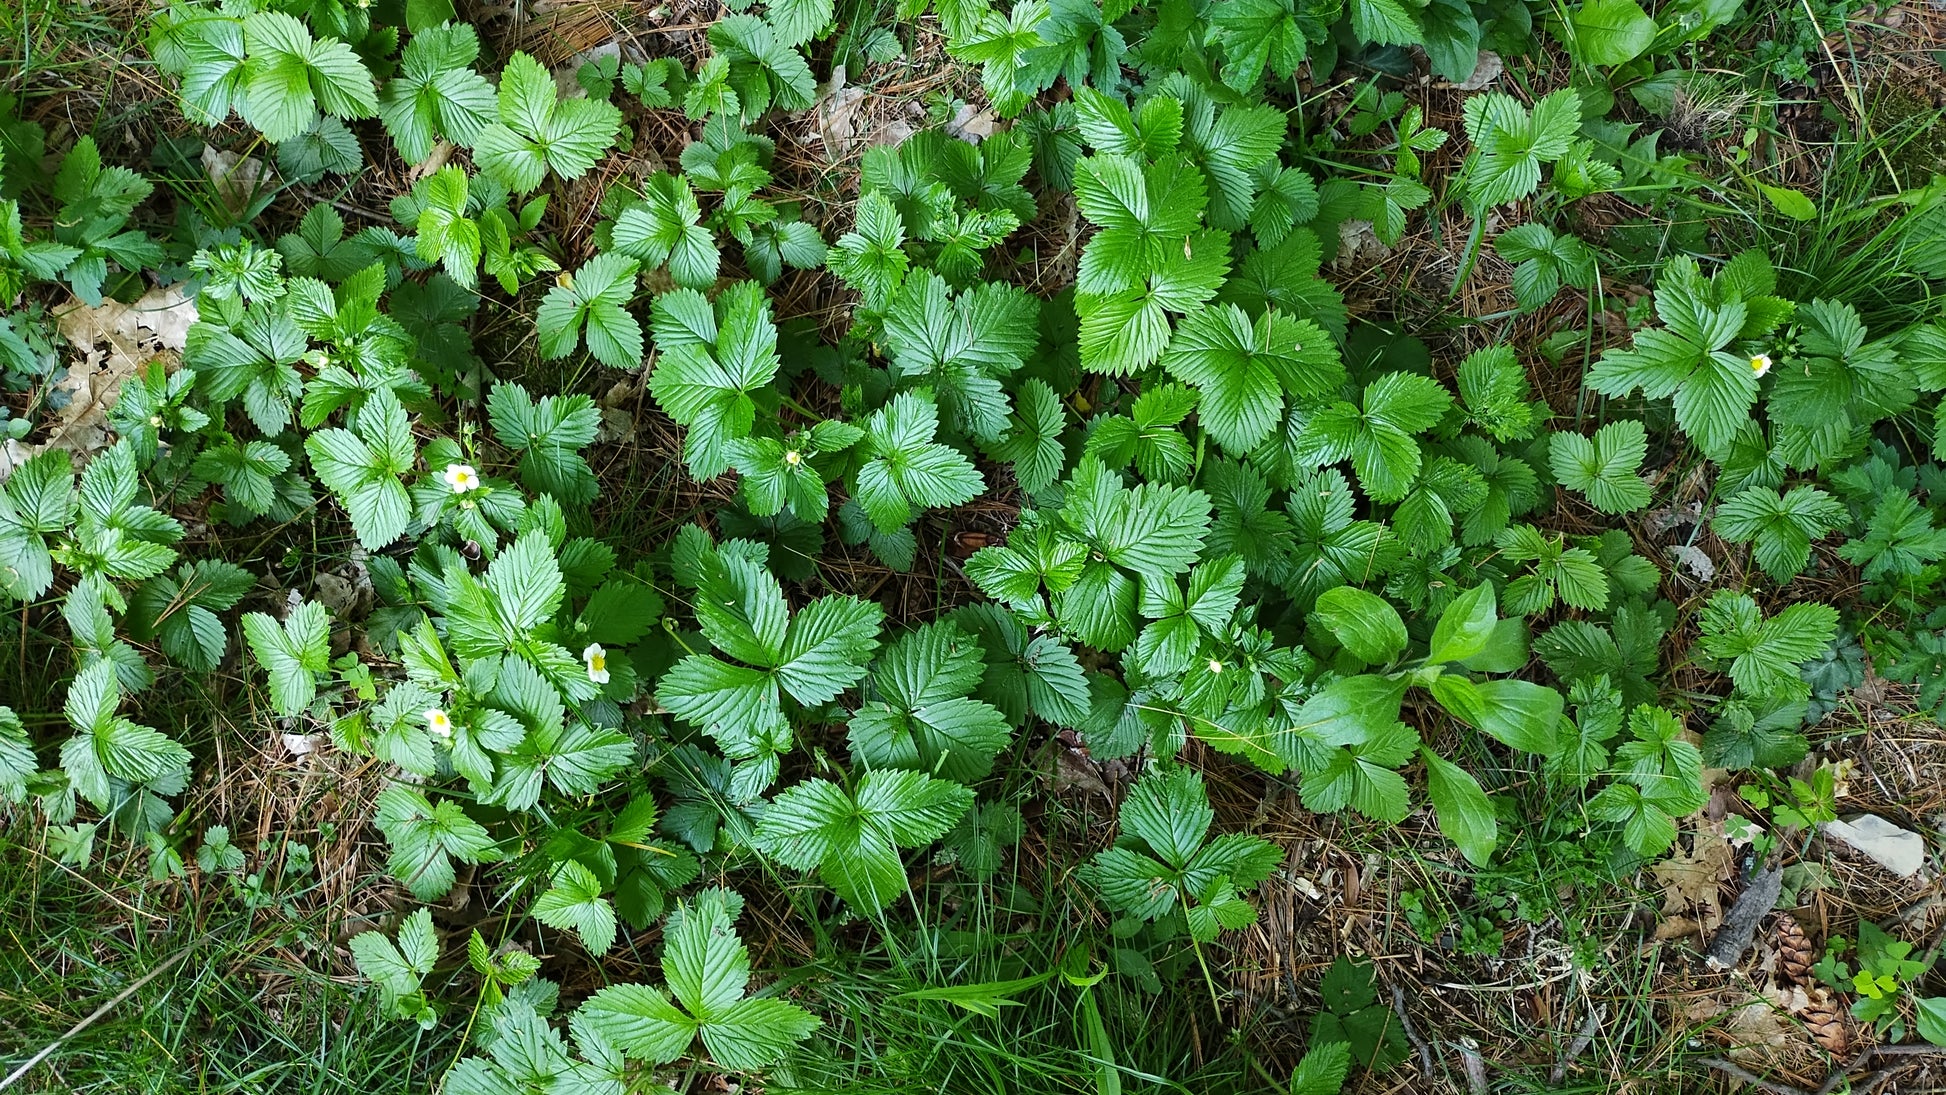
(1750, 353), (1772, 378)
(443, 463), (480, 494)
(583, 643), (610, 685)
(425, 708), (453, 739)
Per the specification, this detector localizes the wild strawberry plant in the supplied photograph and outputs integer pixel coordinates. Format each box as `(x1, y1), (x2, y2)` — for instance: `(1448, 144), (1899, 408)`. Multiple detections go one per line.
(0, 0), (1943, 1086)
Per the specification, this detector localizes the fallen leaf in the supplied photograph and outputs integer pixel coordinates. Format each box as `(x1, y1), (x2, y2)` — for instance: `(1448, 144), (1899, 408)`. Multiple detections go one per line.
(1664, 544), (1715, 585)
(409, 140), (458, 183)
(1045, 739), (1109, 798)
(868, 117), (915, 150)
(1333, 220), (1391, 269)
(1653, 915), (1700, 941)
(1654, 821), (1735, 933)
(281, 732), (323, 756)
(0, 438), (36, 480)
(202, 145), (269, 219)
(55, 282), (197, 355)
(1682, 990), (1806, 1067)
(814, 64), (870, 161)
(1644, 501), (1704, 538)
(1762, 982), (1810, 1014)
(43, 284), (199, 462)
(596, 405), (634, 444)
(946, 102), (998, 143)
(1722, 997), (1796, 1064)
(1452, 51), (1502, 91)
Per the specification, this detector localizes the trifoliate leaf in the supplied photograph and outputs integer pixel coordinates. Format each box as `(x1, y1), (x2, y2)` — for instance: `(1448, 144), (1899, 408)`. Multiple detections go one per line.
(1548, 420), (1652, 514)
(578, 890), (819, 1068)
(538, 253), (643, 368)
(474, 52), (621, 192)
(755, 769), (973, 913)
(239, 12), (379, 143)
(1697, 591), (1838, 697)
(241, 600), (330, 717)
(853, 391), (985, 533)
(1161, 303), (1342, 455)
(1713, 485), (1847, 583)
(648, 283), (782, 479)
(1301, 372), (1452, 503)
(304, 387), (416, 549)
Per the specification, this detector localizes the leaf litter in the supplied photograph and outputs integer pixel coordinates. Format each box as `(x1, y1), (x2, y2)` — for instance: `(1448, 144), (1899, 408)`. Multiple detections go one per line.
(8, 283), (200, 477)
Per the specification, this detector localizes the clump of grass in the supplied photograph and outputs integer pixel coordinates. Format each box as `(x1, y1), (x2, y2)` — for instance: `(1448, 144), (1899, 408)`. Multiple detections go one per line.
(0, 825), (459, 1094)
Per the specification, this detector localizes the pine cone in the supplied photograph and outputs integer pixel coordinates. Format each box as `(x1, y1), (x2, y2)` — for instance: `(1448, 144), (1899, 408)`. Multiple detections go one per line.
(1775, 914), (1816, 985)
(1800, 988), (1851, 1057)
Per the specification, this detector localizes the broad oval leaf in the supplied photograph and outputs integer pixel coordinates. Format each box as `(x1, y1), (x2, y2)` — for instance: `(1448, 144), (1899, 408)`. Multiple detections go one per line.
(1430, 674), (1564, 755)
(1312, 586), (1407, 665)
(1420, 746), (1497, 866)
(1427, 582), (1496, 664)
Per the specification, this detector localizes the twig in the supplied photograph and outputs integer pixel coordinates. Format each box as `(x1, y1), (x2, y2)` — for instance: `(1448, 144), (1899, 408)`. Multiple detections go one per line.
(1706, 864), (1783, 970)
(1698, 1044), (1946, 1095)
(1851, 1067), (1908, 1095)
(1814, 1045), (1946, 1095)
(1699, 1057), (1811, 1095)
(1458, 1037), (1489, 1095)
(1390, 984), (1434, 1078)
(1433, 968), (1578, 992)
(1551, 1004), (1606, 1085)
(0, 949), (188, 1091)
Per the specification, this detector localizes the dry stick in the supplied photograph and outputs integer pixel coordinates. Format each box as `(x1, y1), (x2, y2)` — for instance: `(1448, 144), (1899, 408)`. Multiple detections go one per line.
(1849, 1067), (1910, 1095)
(1705, 864), (1784, 971)
(0, 949), (187, 1092)
(1390, 984), (1434, 1078)
(1699, 1057), (1812, 1095)
(1550, 1004), (1606, 1085)
(1698, 1043), (1946, 1095)
(1814, 1045), (1946, 1095)
(1457, 1037), (1489, 1095)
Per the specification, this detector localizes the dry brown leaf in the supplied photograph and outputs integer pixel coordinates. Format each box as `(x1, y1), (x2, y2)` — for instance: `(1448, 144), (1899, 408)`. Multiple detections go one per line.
(202, 145), (269, 219)
(1654, 915), (1701, 941)
(1332, 220), (1391, 270)
(1723, 998), (1797, 1065)
(814, 65), (871, 161)
(1685, 990), (1806, 1068)
(596, 405), (635, 444)
(42, 284), (198, 462)
(1451, 51), (1502, 91)
(1653, 821), (1736, 933)
(55, 282), (197, 354)
(946, 102), (998, 143)
(868, 117), (916, 150)
(409, 140), (458, 183)
(0, 438), (38, 479)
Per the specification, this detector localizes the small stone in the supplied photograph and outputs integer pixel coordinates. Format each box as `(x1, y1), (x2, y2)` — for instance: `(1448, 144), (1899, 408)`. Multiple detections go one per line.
(1822, 814), (1927, 877)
